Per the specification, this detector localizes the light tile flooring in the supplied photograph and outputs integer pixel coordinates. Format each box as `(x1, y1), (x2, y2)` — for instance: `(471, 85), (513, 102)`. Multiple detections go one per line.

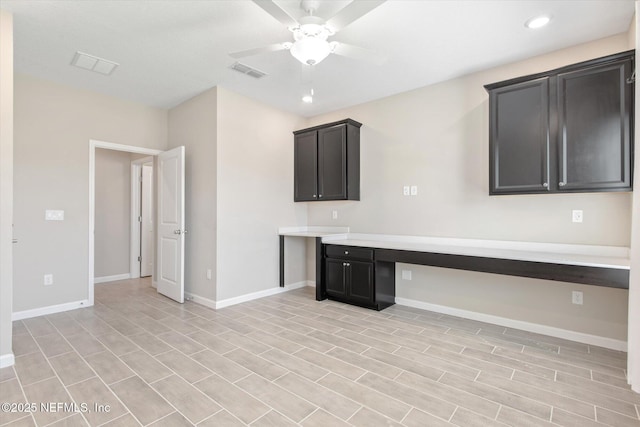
(1, 278), (639, 427)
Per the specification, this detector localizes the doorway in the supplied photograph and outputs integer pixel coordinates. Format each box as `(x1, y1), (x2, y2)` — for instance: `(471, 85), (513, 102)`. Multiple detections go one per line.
(89, 140), (186, 305)
(88, 140), (161, 305)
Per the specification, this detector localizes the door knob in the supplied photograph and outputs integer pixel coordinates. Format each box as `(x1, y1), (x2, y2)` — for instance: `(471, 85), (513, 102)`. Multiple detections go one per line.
(174, 230), (182, 235)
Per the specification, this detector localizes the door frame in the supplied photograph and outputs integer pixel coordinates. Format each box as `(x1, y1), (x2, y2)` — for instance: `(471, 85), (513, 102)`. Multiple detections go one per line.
(88, 139), (162, 306)
(130, 156), (154, 281)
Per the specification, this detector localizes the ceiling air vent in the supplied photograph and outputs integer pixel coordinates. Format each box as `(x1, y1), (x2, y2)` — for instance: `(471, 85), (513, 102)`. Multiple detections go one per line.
(71, 51), (119, 75)
(229, 62), (267, 79)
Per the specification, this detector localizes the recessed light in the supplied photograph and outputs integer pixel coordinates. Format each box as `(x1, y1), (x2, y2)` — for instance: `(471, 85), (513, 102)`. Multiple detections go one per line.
(525, 15), (551, 29)
(302, 95), (313, 103)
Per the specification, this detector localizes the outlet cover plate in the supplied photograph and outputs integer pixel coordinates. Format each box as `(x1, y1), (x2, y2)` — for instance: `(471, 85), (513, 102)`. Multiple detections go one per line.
(572, 210), (583, 223)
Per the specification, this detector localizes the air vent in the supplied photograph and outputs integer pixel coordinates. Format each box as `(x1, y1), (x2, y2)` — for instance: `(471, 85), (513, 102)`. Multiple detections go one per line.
(229, 62), (267, 79)
(71, 51), (119, 75)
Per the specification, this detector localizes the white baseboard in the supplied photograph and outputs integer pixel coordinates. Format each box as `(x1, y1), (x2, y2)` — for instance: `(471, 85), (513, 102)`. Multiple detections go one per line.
(185, 292), (216, 310)
(395, 297), (627, 352)
(0, 353), (15, 368)
(12, 300), (91, 321)
(186, 281), (312, 311)
(306, 280), (316, 288)
(94, 273), (131, 284)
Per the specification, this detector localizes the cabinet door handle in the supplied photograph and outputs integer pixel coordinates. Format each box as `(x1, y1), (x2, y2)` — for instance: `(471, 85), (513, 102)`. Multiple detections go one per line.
(542, 182), (548, 188)
(319, 194), (323, 198)
(345, 263), (350, 267)
(313, 194), (317, 198)
(559, 182), (566, 187)
(345, 251), (349, 255)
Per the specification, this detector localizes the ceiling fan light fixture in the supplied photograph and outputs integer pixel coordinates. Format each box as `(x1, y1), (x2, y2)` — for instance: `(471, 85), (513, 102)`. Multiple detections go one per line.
(290, 37), (332, 65)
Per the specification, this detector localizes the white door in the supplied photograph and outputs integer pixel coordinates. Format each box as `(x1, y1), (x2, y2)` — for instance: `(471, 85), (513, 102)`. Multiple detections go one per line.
(157, 146), (185, 303)
(140, 163), (154, 277)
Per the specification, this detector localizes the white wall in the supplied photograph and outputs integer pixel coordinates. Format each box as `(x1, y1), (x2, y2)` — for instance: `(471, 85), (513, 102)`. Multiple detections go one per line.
(627, 2), (639, 392)
(304, 33), (633, 342)
(216, 87), (307, 301)
(13, 74), (168, 313)
(0, 8), (14, 366)
(168, 88), (218, 301)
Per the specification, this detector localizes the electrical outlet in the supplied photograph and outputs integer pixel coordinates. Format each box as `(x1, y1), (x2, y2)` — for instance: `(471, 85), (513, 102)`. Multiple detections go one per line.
(572, 290), (583, 305)
(401, 270), (412, 280)
(44, 274), (53, 286)
(572, 210), (583, 223)
(403, 186), (410, 196)
(410, 185), (418, 196)
(206, 269), (212, 280)
(332, 210), (338, 220)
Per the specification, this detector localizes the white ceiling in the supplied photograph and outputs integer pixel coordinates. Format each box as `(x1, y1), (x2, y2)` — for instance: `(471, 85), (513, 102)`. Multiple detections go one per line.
(1, 0), (635, 117)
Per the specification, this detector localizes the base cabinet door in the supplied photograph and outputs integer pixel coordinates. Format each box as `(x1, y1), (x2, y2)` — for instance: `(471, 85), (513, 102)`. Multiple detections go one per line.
(347, 260), (374, 306)
(325, 258), (347, 298)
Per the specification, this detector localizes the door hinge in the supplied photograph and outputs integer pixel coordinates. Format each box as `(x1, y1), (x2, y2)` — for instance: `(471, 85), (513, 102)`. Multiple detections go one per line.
(138, 216), (142, 222)
(138, 256), (141, 262)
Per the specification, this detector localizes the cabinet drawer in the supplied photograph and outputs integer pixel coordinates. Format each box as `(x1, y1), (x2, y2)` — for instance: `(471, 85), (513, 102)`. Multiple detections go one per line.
(325, 245), (374, 261)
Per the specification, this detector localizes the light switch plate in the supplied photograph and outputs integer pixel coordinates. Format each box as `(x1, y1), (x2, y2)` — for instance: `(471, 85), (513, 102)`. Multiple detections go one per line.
(401, 270), (412, 280)
(403, 186), (410, 196)
(45, 210), (64, 221)
(410, 185), (418, 196)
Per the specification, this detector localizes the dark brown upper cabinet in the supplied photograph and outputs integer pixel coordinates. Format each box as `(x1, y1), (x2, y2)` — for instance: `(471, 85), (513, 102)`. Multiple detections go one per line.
(485, 51), (634, 195)
(294, 119), (361, 202)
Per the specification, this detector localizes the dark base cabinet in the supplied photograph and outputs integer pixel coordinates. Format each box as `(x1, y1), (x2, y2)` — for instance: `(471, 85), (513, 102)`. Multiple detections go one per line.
(323, 245), (395, 311)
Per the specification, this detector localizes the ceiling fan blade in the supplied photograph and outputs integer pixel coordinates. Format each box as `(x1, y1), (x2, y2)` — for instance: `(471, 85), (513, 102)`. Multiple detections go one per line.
(229, 43), (290, 59)
(251, 0), (298, 28)
(331, 42), (387, 65)
(326, 0), (386, 32)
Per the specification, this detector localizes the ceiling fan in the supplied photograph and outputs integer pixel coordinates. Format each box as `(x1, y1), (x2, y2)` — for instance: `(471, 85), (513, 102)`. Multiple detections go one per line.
(230, 0), (387, 66)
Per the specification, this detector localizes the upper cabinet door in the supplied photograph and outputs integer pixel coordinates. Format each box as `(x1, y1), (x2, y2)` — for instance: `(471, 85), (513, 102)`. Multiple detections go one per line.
(293, 118), (361, 202)
(557, 58), (633, 192)
(294, 130), (318, 201)
(489, 78), (550, 194)
(318, 125), (348, 200)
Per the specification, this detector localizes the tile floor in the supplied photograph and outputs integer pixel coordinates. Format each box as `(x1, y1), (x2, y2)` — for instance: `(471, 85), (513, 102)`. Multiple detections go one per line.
(1, 278), (639, 426)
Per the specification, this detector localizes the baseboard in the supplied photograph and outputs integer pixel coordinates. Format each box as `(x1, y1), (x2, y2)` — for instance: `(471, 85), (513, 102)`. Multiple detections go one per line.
(305, 280), (316, 288)
(186, 281), (312, 311)
(185, 292), (216, 310)
(12, 300), (91, 321)
(94, 273), (131, 284)
(395, 297), (627, 352)
(0, 353), (15, 368)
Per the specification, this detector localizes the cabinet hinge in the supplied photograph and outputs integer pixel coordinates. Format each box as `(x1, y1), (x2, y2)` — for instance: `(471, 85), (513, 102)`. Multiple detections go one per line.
(627, 70), (635, 84)
(138, 256), (141, 262)
(138, 216), (142, 222)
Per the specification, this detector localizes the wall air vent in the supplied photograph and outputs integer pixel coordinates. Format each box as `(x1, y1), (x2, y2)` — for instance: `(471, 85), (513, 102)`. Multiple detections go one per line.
(71, 51), (119, 75)
(229, 62), (267, 79)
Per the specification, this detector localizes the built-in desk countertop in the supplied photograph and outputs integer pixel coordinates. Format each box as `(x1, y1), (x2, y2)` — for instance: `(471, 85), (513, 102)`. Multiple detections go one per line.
(278, 228), (631, 302)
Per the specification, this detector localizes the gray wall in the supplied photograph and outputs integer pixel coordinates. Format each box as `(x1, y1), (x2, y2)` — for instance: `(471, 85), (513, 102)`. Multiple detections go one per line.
(94, 149), (146, 279)
(13, 74), (168, 312)
(303, 33), (633, 341)
(168, 88), (218, 301)
(0, 9), (14, 364)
